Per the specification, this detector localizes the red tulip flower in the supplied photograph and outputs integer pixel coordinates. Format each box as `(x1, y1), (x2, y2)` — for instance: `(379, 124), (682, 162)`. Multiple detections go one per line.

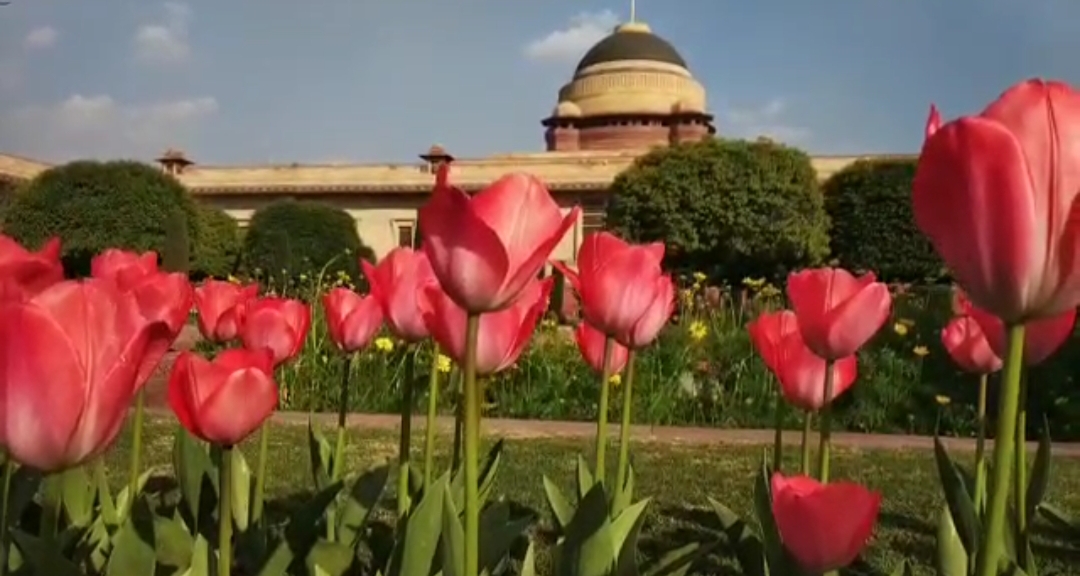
(361, 247), (438, 342)
(91, 249), (158, 291)
(555, 232), (675, 349)
(966, 302), (1075, 367)
(787, 268), (892, 360)
(0, 235), (63, 301)
(241, 297), (311, 366)
(913, 79), (1080, 324)
(421, 278), (552, 375)
(925, 103), (942, 139)
(771, 473), (881, 573)
(322, 288), (384, 353)
(168, 348), (278, 446)
(777, 330), (858, 412)
(0, 280), (163, 472)
(941, 316), (1003, 374)
(747, 310), (800, 376)
(574, 321), (629, 376)
(418, 164), (578, 313)
(194, 280), (259, 342)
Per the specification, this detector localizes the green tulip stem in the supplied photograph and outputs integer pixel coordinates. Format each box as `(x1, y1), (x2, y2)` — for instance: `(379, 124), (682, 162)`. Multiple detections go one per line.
(462, 314), (481, 576)
(974, 373), (989, 513)
(332, 353), (355, 481)
(218, 445), (233, 576)
(817, 360), (835, 483)
(772, 386), (784, 473)
(451, 368), (463, 473)
(40, 473), (62, 543)
(614, 350), (638, 496)
(1014, 371), (1030, 568)
(423, 344), (441, 490)
(250, 424), (270, 525)
(397, 345), (416, 517)
(126, 388), (146, 519)
(975, 324), (1026, 576)
(0, 453), (12, 576)
(594, 337), (616, 485)
(800, 412), (812, 475)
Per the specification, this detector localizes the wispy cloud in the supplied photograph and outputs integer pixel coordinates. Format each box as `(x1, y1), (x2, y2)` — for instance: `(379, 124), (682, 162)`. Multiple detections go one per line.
(23, 26), (58, 50)
(524, 10), (620, 64)
(134, 2), (192, 65)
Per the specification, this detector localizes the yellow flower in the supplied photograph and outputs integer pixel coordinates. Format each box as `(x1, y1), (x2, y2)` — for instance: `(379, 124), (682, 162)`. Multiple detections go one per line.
(299, 273), (309, 282)
(693, 272), (707, 283)
(679, 289), (694, 306)
(893, 322), (909, 336)
(374, 337), (395, 353)
(742, 277), (766, 290)
(436, 354), (452, 374)
(913, 345), (929, 357)
(227, 274), (242, 285)
(689, 320), (708, 342)
(541, 318), (557, 329)
(898, 317), (916, 327)
(935, 394), (951, 406)
(759, 284), (781, 298)
(608, 373), (622, 387)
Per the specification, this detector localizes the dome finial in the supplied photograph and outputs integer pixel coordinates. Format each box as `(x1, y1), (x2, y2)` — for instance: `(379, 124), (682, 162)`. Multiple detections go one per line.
(629, 0), (636, 23)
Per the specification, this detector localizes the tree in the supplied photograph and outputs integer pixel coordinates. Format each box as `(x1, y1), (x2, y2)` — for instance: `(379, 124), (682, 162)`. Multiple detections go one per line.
(605, 138), (830, 281)
(191, 203), (242, 279)
(242, 199), (374, 285)
(4, 160), (198, 275)
(823, 158), (944, 282)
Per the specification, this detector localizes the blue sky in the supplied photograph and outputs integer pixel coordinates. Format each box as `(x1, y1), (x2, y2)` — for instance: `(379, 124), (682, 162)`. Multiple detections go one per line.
(1, 0), (1078, 165)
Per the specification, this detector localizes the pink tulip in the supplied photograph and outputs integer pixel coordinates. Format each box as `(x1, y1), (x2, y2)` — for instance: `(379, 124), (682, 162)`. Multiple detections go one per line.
(0, 235), (64, 301)
(787, 268), (892, 360)
(322, 288), (384, 353)
(418, 164), (578, 313)
(0, 280), (163, 471)
(241, 297), (311, 366)
(361, 247), (438, 342)
(747, 310), (800, 376)
(169, 348), (278, 446)
(421, 278), (552, 375)
(194, 280), (260, 343)
(941, 315), (1003, 374)
(925, 103), (941, 139)
(776, 329), (859, 412)
(91, 249), (158, 291)
(574, 321), (629, 376)
(554, 232), (675, 349)
(966, 301), (1075, 367)
(913, 79), (1080, 323)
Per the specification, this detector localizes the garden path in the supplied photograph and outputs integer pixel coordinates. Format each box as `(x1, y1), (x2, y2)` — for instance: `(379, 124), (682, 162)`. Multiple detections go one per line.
(147, 327), (1080, 457)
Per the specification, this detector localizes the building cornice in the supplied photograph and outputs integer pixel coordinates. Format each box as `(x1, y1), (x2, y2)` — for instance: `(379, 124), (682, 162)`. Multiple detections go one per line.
(0, 151), (916, 196)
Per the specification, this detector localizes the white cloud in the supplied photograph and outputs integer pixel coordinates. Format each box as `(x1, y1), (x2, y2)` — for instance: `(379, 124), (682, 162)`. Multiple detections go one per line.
(134, 2), (192, 65)
(721, 97), (811, 144)
(0, 94), (218, 162)
(23, 26), (58, 50)
(524, 10), (620, 63)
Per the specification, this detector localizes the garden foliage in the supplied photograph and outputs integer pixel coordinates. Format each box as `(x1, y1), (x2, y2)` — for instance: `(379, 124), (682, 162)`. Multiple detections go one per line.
(4, 160), (199, 275)
(605, 138), (830, 282)
(823, 158), (945, 282)
(191, 203), (241, 279)
(242, 198), (375, 285)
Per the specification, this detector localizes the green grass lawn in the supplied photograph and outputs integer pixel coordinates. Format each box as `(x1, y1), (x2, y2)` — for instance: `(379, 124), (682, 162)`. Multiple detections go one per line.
(104, 415), (1080, 576)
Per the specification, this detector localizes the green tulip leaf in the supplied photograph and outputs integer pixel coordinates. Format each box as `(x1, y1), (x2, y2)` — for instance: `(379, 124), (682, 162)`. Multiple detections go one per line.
(228, 448), (253, 533)
(708, 497), (767, 576)
(9, 530), (83, 576)
(520, 541), (538, 576)
(5, 465), (41, 524)
(307, 419), (334, 491)
(543, 475), (574, 533)
(611, 463), (635, 518)
(180, 534), (210, 576)
(92, 460), (118, 526)
(82, 516), (112, 573)
(558, 483), (616, 576)
(386, 474), (446, 576)
(115, 469), (155, 523)
(888, 559), (911, 576)
(337, 464), (390, 548)
(105, 498), (157, 576)
(933, 435), (981, 555)
(1026, 415), (1052, 520)
(479, 498), (535, 573)
(59, 466), (96, 528)
(576, 454), (596, 500)
(173, 426), (216, 528)
(257, 480), (345, 576)
(305, 540), (355, 576)
(440, 485), (465, 576)
(752, 455), (783, 572)
(1037, 502), (1080, 537)
(642, 541), (717, 576)
(153, 511), (196, 571)
(450, 440), (503, 511)
(409, 465), (425, 498)
(935, 505), (968, 576)
(612, 498), (651, 576)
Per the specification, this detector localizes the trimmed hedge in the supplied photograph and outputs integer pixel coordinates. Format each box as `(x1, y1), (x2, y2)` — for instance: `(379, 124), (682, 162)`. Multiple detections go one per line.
(605, 138), (830, 282)
(0, 178), (20, 226)
(3, 160), (197, 276)
(191, 203), (241, 279)
(242, 199), (374, 285)
(823, 158), (944, 282)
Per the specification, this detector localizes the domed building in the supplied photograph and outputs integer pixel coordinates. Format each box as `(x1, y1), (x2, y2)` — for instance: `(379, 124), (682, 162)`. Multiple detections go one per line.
(542, 21), (715, 151)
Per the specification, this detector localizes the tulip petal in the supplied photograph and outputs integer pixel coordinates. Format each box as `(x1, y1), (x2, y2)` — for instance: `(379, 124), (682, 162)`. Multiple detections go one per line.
(199, 368), (278, 445)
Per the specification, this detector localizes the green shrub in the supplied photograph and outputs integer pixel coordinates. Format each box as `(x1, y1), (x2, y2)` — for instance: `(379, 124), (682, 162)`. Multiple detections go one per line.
(191, 203), (241, 279)
(4, 160), (197, 275)
(823, 158), (944, 282)
(0, 177), (20, 227)
(605, 138), (830, 282)
(242, 199), (374, 284)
